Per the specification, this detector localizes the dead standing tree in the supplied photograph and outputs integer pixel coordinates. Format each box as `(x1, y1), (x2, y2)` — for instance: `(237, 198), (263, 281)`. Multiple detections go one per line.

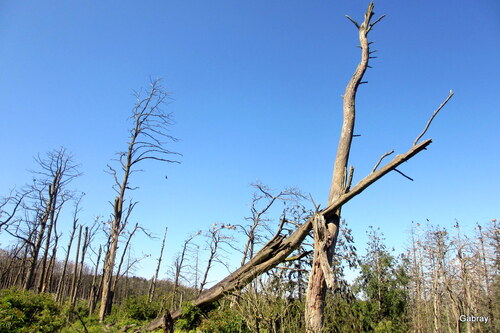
(146, 3), (453, 331)
(98, 79), (180, 321)
(16, 148), (80, 291)
(305, 3), (382, 331)
(148, 226), (168, 303)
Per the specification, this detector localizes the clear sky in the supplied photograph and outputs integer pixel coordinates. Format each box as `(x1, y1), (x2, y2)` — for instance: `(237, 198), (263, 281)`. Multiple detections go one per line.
(1, 1), (499, 285)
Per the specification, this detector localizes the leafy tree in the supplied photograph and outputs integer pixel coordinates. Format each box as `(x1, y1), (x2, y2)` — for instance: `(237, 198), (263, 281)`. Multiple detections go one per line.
(354, 227), (409, 332)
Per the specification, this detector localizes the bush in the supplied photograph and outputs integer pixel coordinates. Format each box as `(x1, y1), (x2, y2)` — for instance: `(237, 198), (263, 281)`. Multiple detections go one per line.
(0, 288), (65, 333)
(121, 295), (161, 321)
(197, 307), (250, 333)
(176, 302), (202, 331)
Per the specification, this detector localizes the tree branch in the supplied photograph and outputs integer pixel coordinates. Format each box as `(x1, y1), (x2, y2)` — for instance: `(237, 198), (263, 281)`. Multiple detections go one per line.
(414, 90), (454, 146)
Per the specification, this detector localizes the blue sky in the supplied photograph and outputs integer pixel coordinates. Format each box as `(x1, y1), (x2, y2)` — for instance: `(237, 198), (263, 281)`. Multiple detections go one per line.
(1, 1), (499, 284)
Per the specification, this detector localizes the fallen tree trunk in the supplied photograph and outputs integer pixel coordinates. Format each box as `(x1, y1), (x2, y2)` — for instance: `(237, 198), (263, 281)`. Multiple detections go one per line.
(146, 138), (433, 331)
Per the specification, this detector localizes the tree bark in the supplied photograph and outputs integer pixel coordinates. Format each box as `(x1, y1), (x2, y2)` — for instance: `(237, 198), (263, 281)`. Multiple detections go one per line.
(306, 4), (379, 330)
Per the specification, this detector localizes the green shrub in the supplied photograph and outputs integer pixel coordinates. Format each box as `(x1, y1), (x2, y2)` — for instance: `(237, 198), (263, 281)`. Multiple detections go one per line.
(176, 302), (202, 331)
(0, 288), (65, 333)
(121, 295), (161, 321)
(197, 307), (250, 333)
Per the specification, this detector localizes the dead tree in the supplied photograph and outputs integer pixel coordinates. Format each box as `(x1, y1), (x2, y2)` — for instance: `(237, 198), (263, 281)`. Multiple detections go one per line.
(145, 139), (450, 330)
(55, 197), (82, 303)
(145, 3), (453, 331)
(0, 190), (28, 233)
(148, 226), (168, 303)
(239, 183), (303, 267)
(304, 4), (383, 331)
(72, 226), (89, 308)
(88, 245), (103, 316)
(69, 225), (83, 304)
(21, 148), (80, 291)
(98, 79), (180, 321)
(171, 232), (199, 309)
(199, 223), (234, 294)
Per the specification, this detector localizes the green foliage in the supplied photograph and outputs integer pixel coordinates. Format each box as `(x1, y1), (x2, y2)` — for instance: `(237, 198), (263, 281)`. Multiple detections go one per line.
(176, 302), (202, 331)
(121, 295), (161, 321)
(197, 307), (250, 333)
(0, 288), (65, 333)
(353, 227), (409, 332)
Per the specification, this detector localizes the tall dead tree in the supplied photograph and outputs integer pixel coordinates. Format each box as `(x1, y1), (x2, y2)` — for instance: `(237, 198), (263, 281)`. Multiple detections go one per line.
(304, 4), (383, 331)
(171, 232), (199, 310)
(149, 226), (168, 303)
(98, 79), (179, 321)
(199, 223), (235, 294)
(21, 148), (80, 291)
(55, 197), (82, 303)
(145, 3), (453, 331)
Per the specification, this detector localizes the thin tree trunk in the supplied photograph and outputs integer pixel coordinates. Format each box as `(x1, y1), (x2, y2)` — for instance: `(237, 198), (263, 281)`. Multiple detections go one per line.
(106, 223), (140, 310)
(24, 185), (54, 290)
(69, 225), (82, 304)
(72, 226), (88, 307)
(37, 196), (61, 292)
(56, 207), (78, 303)
(44, 231), (59, 293)
(149, 227), (167, 303)
(88, 245), (102, 316)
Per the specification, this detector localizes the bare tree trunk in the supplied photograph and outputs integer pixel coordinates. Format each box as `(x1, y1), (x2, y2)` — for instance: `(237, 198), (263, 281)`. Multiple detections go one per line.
(37, 200), (63, 292)
(111, 223), (139, 298)
(99, 222), (119, 320)
(72, 226), (88, 307)
(44, 230), (60, 293)
(69, 225), (83, 303)
(24, 149), (79, 291)
(56, 201), (80, 303)
(149, 226), (167, 303)
(24, 185), (55, 290)
(172, 232), (198, 309)
(199, 224), (228, 294)
(305, 3), (379, 331)
(88, 245), (102, 316)
(99, 79), (179, 321)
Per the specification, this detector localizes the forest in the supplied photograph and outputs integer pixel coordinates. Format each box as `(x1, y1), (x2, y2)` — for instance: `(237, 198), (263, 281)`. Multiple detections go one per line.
(1, 1), (499, 333)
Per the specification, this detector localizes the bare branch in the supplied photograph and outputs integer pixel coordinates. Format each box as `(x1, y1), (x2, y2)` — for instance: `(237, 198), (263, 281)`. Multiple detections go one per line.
(345, 15), (360, 28)
(394, 168), (414, 181)
(414, 90), (454, 146)
(372, 150), (394, 173)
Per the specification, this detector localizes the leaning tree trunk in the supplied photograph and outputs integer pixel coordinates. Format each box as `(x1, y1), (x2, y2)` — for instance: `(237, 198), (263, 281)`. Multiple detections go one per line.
(145, 138), (437, 331)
